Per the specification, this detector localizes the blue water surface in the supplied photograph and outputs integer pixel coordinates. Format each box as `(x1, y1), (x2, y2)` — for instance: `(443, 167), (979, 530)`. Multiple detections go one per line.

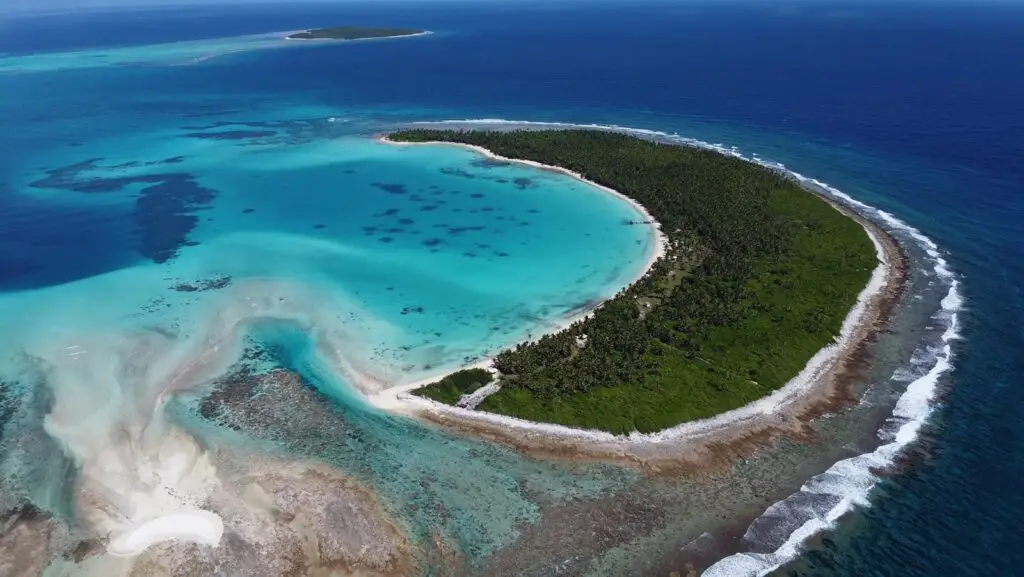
(1, 1), (1022, 575)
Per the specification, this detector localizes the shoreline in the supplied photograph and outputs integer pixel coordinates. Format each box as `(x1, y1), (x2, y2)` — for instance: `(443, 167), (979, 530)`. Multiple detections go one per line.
(369, 134), (670, 411)
(369, 133), (907, 469)
(282, 30), (433, 43)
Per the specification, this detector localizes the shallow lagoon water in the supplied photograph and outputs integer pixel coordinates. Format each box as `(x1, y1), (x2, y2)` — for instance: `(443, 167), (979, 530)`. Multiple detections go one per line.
(1, 119), (653, 380)
(0, 27), (662, 574)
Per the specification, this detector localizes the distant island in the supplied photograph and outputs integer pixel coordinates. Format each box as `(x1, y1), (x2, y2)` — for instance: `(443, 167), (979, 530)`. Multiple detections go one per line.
(286, 27), (428, 41)
(386, 129), (882, 434)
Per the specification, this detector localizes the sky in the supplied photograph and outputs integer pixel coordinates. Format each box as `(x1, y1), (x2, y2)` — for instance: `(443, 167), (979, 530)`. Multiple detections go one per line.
(2, 0), (1006, 20)
(0, 0), (453, 16)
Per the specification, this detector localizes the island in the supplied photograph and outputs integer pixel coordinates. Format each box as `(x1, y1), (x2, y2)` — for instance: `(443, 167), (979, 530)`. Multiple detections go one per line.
(386, 129), (882, 435)
(286, 27), (427, 41)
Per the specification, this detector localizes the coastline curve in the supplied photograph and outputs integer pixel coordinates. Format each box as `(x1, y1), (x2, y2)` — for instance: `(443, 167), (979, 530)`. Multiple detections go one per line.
(371, 120), (961, 576)
(372, 127), (906, 459)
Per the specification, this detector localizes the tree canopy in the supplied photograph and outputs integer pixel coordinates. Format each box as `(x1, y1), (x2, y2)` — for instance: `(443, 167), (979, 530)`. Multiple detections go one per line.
(391, 129), (877, 434)
(287, 27), (425, 40)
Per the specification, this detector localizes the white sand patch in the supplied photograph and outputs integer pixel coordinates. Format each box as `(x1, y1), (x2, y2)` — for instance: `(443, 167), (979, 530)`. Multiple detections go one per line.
(107, 510), (223, 557)
(458, 382), (502, 409)
(71, 426), (226, 557)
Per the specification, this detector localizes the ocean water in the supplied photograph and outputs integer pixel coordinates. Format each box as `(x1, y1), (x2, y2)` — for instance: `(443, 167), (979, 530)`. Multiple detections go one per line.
(0, 1), (1021, 576)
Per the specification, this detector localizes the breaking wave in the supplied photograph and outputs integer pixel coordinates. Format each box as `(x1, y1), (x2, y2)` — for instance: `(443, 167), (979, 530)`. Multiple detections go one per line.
(417, 118), (961, 576)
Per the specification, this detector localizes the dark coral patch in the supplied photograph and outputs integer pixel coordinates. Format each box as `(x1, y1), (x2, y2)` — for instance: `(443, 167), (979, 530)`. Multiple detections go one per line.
(30, 158), (217, 264)
(134, 177), (217, 263)
(448, 226), (486, 235)
(419, 205), (439, 212)
(470, 193), (485, 199)
(398, 218), (415, 225)
(441, 167), (476, 179)
(423, 238), (444, 247)
(372, 182), (408, 195)
(173, 276), (232, 292)
(313, 224), (326, 229)
(242, 208), (255, 214)
(379, 237), (395, 243)
(471, 158), (510, 168)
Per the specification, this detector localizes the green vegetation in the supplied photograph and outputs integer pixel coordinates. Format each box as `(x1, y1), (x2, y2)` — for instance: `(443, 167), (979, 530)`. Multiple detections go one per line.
(416, 368), (494, 405)
(287, 27), (426, 40)
(391, 129), (878, 434)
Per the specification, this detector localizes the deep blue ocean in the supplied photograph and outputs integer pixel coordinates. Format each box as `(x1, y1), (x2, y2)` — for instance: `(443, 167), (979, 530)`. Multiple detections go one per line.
(1, 1), (1022, 575)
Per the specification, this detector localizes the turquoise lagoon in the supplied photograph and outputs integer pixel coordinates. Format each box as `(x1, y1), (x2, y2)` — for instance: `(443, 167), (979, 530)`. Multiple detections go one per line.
(2, 128), (654, 386)
(0, 36), (657, 571)
(0, 14), (960, 575)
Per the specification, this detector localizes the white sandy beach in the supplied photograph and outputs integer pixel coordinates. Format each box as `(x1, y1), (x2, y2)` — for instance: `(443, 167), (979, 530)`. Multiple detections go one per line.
(370, 135), (669, 412)
(371, 134), (901, 459)
(282, 30), (433, 42)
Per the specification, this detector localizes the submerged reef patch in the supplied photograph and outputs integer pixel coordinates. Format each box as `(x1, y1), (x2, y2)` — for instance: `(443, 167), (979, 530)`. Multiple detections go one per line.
(471, 158), (511, 168)
(372, 183), (408, 195)
(29, 158), (217, 264)
(171, 276), (232, 292)
(178, 117), (351, 146)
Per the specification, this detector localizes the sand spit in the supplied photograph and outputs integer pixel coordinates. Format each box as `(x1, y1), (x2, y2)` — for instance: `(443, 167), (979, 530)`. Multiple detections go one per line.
(374, 135), (909, 471)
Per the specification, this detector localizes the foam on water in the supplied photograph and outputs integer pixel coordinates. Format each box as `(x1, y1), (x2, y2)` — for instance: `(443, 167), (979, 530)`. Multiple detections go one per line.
(416, 119), (960, 576)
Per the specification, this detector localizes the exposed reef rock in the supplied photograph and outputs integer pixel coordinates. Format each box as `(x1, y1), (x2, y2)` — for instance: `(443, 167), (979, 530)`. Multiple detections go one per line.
(126, 458), (414, 577)
(171, 276), (232, 293)
(0, 504), (66, 577)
